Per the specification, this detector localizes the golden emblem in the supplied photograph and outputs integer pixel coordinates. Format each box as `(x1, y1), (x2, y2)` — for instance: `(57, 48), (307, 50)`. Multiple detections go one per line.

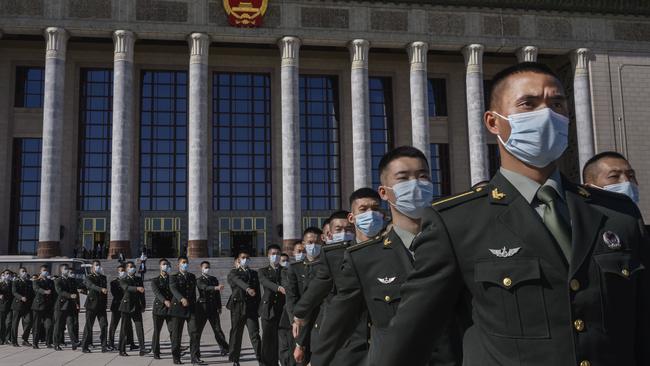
(491, 188), (506, 200)
(223, 0), (268, 27)
(578, 187), (591, 198)
(383, 238), (392, 247)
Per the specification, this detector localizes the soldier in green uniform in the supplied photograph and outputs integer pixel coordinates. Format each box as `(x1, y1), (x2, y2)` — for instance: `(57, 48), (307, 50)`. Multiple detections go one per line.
(53, 264), (80, 350)
(196, 261), (229, 356)
(258, 244), (286, 366)
(292, 209), (369, 366)
(81, 260), (109, 353)
(117, 261), (149, 357)
(277, 253), (294, 366)
(0, 270), (13, 344)
(227, 251), (262, 366)
(169, 255), (202, 365)
(375, 62), (650, 366)
(31, 265), (54, 348)
(150, 258), (174, 359)
(11, 267), (34, 347)
(107, 264), (134, 351)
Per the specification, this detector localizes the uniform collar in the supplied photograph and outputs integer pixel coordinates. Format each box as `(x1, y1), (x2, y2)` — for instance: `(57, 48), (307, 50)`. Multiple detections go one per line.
(391, 225), (417, 251)
(499, 167), (564, 205)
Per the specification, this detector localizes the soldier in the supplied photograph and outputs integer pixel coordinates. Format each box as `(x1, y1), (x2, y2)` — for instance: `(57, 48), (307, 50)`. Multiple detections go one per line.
(53, 264), (80, 350)
(258, 244), (286, 366)
(227, 251), (262, 366)
(196, 261), (229, 356)
(81, 260), (109, 353)
(277, 253), (294, 366)
(11, 266), (34, 347)
(31, 265), (54, 349)
(107, 264), (135, 351)
(118, 261), (149, 357)
(0, 270), (13, 344)
(292, 209), (369, 366)
(583, 151), (640, 204)
(285, 227), (322, 365)
(375, 62), (650, 366)
(150, 258), (174, 359)
(169, 256), (202, 365)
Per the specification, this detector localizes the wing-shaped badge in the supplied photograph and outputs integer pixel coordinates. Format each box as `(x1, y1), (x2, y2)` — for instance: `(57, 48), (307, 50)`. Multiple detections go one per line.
(377, 276), (397, 284)
(489, 246), (521, 258)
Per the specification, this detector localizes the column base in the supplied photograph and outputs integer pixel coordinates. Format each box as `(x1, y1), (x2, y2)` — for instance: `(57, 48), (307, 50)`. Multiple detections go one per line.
(188, 240), (208, 258)
(109, 240), (130, 259)
(282, 239), (301, 254)
(37, 241), (60, 258)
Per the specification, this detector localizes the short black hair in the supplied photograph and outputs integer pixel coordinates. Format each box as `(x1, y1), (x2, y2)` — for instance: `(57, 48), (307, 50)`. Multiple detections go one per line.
(177, 255), (188, 262)
(303, 227), (323, 237)
(280, 253), (290, 258)
(378, 146), (429, 183)
(237, 250), (250, 257)
(92, 260), (101, 266)
(159, 258), (169, 265)
(117, 264), (125, 270)
(200, 261), (210, 267)
(40, 264), (49, 270)
(349, 188), (381, 206)
(582, 151), (629, 182)
(488, 62), (561, 109)
(322, 218), (331, 227)
(19, 266), (27, 272)
(58, 264), (68, 270)
(267, 244), (281, 252)
(126, 261), (135, 267)
(328, 210), (350, 221)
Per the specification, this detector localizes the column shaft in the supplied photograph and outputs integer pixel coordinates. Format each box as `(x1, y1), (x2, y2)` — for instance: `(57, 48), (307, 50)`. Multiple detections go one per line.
(463, 44), (490, 186)
(408, 42), (430, 163)
(571, 48), (595, 177)
(349, 39), (371, 189)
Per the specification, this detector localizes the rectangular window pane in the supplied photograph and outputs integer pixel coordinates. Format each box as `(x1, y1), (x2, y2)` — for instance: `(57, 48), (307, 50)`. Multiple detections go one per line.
(430, 143), (451, 199)
(369, 77), (394, 189)
(15, 66), (45, 108)
(10, 138), (42, 254)
(428, 78), (448, 117)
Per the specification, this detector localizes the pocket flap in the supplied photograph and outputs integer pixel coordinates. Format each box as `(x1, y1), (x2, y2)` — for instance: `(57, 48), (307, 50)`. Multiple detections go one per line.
(594, 252), (645, 279)
(371, 285), (401, 304)
(475, 257), (541, 289)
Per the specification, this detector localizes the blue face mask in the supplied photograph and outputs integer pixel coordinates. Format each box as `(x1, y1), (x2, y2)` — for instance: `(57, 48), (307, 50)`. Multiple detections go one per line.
(355, 210), (385, 237)
(494, 108), (569, 168)
(331, 231), (355, 243)
(305, 243), (321, 258)
(604, 181), (640, 204)
(269, 254), (280, 265)
(127, 267), (136, 275)
(294, 252), (305, 262)
(386, 179), (434, 219)
(180, 263), (189, 272)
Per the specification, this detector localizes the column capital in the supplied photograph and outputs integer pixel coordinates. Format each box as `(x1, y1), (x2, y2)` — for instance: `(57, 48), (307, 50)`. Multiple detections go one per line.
(188, 32), (211, 65)
(348, 39), (370, 70)
(113, 30), (136, 63)
(516, 46), (538, 63)
(407, 41), (428, 71)
(462, 44), (484, 74)
(44, 27), (68, 60)
(570, 48), (591, 76)
(278, 36), (301, 67)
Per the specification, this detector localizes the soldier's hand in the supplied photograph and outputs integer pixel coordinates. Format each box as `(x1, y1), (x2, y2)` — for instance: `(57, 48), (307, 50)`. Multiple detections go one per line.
(278, 286), (286, 295)
(181, 298), (189, 307)
(0, 295), (3, 299)
(293, 316), (306, 327)
(136, 287), (145, 293)
(246, 288), (256, 297)
(292, 321), (301, 339)
(164, 300), (171, 308)
(218, 284), (224, 291)
(44, 289), (52, 295)
(21, 296), (27, 302)
(293, 345), (305, 363)
(70, 294), (77, 299)
(101, 288), (108, 294)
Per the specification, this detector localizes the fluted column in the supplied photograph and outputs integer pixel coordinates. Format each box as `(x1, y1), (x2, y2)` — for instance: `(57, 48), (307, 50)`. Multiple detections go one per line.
(279, 36), (301, 253)
(462, 44), (490, 186)
(37, 27), (68, 258)
(187, 33), (210, 258)
(571, 48), (595, 178)
(349, 39), (371, 189)
(109, 30), (136, 259)
(516, 46), (538, 63)
(407, 41), (430, 163)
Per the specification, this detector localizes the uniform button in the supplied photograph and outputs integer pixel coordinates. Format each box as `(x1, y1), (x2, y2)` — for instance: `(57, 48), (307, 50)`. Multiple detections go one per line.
(502, 277), (513, 288)
(574, 319), (585, 332)
(384, 295), (391, 302)
(579, 361), (590, 366)
(570, 279), (580, 292)
(621, 268), (630, 277)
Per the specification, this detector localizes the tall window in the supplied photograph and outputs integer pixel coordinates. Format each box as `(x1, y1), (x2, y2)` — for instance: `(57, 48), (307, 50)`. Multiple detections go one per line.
(15, 66), (45, 108)
(213, 72), (272, 211)
(300, 75), (340, 211)
(430, 143), (451, 199)
(369, 77), (393, 188)
(140, 71), (188, 211)
(78, 69), (113, 211)
(10, 138), (42, 255)
(488, 144), (500, 178)
(428, 78), (448, 117)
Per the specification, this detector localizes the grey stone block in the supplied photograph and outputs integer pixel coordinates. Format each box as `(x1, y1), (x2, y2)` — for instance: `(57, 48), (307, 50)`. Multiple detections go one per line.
(371, 10), (407, 32)
(135, 0), (188, 22)
(263, 4), (281, 28)
(208, 1), (228, 26)
(536, 17), (572, 39)
(428, 13), (464, 36)
(67, 0), (111, 19)
(481, 15), (519, 37)
(613, 22), (650, 42)
(0, 0), (43, 17)
(301, 7), (349, 29)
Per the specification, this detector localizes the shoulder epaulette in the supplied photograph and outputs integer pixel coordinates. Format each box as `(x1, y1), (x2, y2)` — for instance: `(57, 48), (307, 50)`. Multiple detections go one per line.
(432, 186), (488, 211)
(323, 241), (349, 252)
(347, 234), (383, 253)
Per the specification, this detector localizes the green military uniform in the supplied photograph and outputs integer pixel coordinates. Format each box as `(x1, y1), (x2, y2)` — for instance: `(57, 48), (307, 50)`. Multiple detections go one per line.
(285, 259), (320, 364)
(196, 273), (229, 354)
(317, 228), (461, 366)
(31, 276), (54, 347)
(118, 274), (146, 354)
(292, 241), (369, 366)
(150, 273), (174, 358)
(226, 267), (262, 363)
(278, 266), (295, 366)
(53, 275), (79, 348)
(81, 272), (108, 351)
(258, 264), (286, 365)
(0, 277), (14, 344)
(375, 170), (650, 366)
(108, 276), (133, 349)
(12, 275), (34, 345)
(169, 271), (200, 362)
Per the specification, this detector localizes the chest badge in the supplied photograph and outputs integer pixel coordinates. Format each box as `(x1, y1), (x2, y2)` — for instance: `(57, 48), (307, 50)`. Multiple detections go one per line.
(377, 276), (396, 284)
(602, 231), (622, 250)
(489, 246), (521, 258)
(491, 188), (506, 200)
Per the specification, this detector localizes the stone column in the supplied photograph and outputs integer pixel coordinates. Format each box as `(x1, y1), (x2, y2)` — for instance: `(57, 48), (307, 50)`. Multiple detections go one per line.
(37, 27), (68, 258)
(109, 30), (136, 259)
(187, 33), (210, 258)
(278, 36), (301, 253)
(348, 39), (371, 189)
(516, 46), (538, 63)
(462, 44), (490, 186)
(407, 41), (430, 163)
(571, 48), (595, 177)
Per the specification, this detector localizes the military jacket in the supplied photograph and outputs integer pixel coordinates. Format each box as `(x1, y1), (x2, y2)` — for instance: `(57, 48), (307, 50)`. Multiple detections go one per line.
(258, 265), (285, 320)
(151, 274), (173, 316)
(118, 275), (145, 313)
(226, 267), (261, 317)
(83, 272), (108, 311)
(196, 273), (223, 313)
(54, 276), (78, 312)
(169, 271), (197, 318)
(32, 277), (55, 311)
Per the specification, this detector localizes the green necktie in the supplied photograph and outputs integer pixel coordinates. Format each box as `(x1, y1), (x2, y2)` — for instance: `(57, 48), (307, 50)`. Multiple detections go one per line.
(536, 185), (572, 262)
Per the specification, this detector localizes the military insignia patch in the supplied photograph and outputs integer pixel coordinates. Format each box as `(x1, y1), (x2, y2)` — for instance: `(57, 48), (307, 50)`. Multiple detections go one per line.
(377, 276), (396, 284)
(578, 187), (591, 198)
(491, 188), (506, 200)
(383, 238), (392, 247)
(602, 231), (622, 250)
(489, 246), (521, 258)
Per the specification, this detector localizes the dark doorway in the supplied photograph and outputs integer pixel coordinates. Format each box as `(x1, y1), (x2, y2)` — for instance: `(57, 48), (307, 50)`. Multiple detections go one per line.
(150, 232), (176, 258)
(231, 231), (256, 257)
